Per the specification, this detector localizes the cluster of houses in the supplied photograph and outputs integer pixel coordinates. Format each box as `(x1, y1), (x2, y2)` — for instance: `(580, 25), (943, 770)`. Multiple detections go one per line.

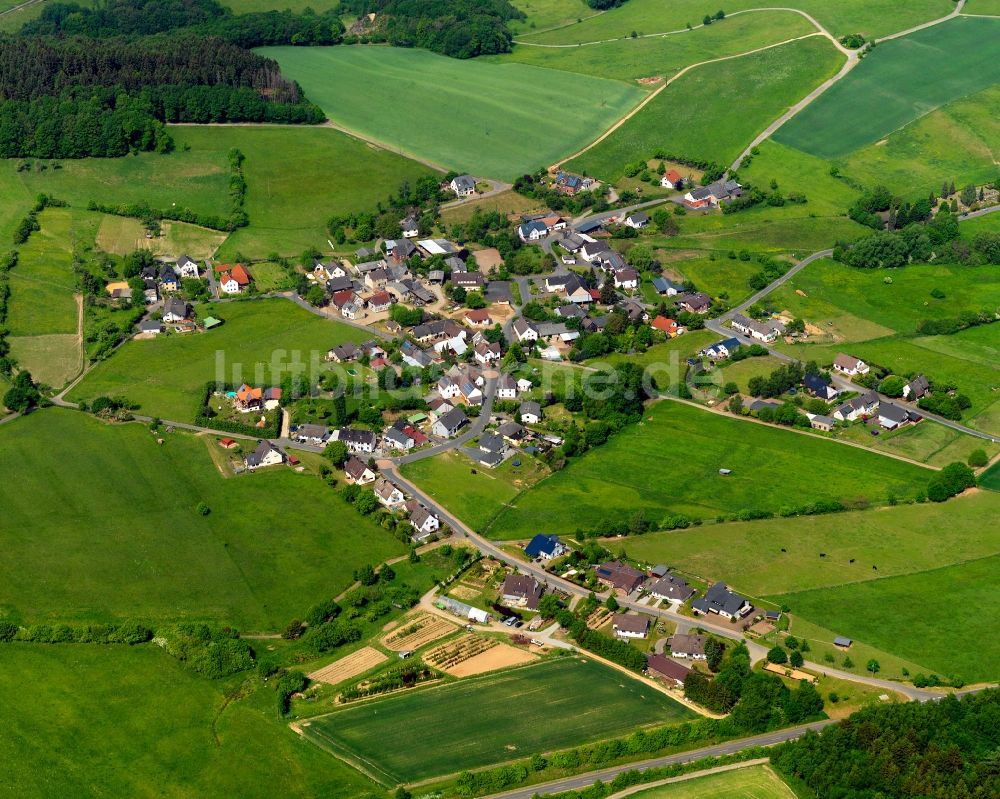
(830, 354), (926, 430)
(730, 313), (786, 344)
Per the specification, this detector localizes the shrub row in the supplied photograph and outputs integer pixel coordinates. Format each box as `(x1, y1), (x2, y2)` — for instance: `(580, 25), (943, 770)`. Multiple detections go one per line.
(0, 620), (153, 644)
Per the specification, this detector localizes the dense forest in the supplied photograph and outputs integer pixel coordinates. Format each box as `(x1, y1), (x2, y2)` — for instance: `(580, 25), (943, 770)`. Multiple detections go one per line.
(772, 690), (1000, 798)
(339, 0), (524, 57)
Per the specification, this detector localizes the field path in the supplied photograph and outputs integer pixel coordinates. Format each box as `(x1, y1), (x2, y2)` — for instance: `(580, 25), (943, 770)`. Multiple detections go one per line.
(878, 0), (966, 42)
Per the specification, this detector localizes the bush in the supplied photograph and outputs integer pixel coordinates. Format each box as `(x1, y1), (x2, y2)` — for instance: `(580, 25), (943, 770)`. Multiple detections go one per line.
(196, 502), (210, 516)
(968, 449), (988, 468)
(767, 646), (788, 664)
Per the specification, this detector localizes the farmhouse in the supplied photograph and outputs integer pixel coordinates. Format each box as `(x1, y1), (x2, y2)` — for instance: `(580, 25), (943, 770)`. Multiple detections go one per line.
(450, 175), (476, 197)
(731, 313), (785, 343)
(344, 456), (377, 485)
(524, 534), (568, 561)
(833, 353), (870, 376)
(903, 375), (930, 400)
(612, 613), (649, 639)
(337, 427), (377, 453)
(648, 574), (695, 604)
(692, 582), (752, 619)
(368, 290), (393, 312)
(499, 574), (543, 610)
(668, 633), (707, 660)
(432, 407), (469, 438)
(595, 561), (645, 595)
(326, 275), (354, 294)
(293, 424), (331, 446)
(520, 401), (542, 425)
(373, 477), (406, 508)
(244, 440), (285, 471)
(646, 653), (691, 687)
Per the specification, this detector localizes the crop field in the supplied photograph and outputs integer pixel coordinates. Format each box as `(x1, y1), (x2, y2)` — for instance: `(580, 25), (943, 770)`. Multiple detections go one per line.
(837, 84), (1000, 199)
(382, 613), (457, 651)
(302, 657), (694, 783)
(564, 37), (844, 180)
(67, 298), (369, 421)
(487, 402), (930, 539)
(401, 449), (550, 533)
(628, 764), (796, 799)
(0, 410), (404, 629)
(309, 647), (388, 687)
(514, 0), (951, 44)
(772, 553), (1000, 683)
(504, 11), (817, 82)
(0, 644), (376, 799)
(775, 16), (1000, 159)
(981, 461), (1000, 491)
(261, 45), (644, 180)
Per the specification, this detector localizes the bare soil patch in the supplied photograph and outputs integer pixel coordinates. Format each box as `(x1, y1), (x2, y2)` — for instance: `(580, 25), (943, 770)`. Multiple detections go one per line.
(309, 646), (387, 686)
(446, 643), (538, 677)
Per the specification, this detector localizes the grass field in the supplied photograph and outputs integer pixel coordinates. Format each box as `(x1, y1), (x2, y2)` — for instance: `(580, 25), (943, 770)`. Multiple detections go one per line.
(981, 461), (1000, 491)
(564, 37), (844, 180)
(772, 552), (1000, 683)
(303, 656), (694, 783)
(503, 11), (818, 82)
(67, 298), (369, 420)
(261, 45), (645, 180)
(95, 215), (227, 259)
(628, 764), (796, 799)
(967, 0), (1000, 13)
(0, 644), (377, 799)
(0, 410), (404, 628)
(486, 402), (930, 539)
(775, 16), (1000, 159)
(516, 0), (952, 44)
(836, 417), (1000, 468)
(837, 83), (1000, 199)
(8, 334), (83, 389)
(401, 449), (549, 533)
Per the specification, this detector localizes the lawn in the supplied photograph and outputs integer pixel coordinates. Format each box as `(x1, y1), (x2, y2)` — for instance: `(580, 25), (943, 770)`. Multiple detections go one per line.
(515, 0), (951, 43)
(627, 764), (796, 799)
(771, 553), (1000, 683)
(0, 410), (405, 629)
(260, 45), (645, 181)
(401, 449), (549, 533)
(0, 643), (377, 799)
(503, 11), (817, 82)
(486, 401), (931, 539)
(836, 83), (1000, 200)
(67, 298), (369, 421)
(302, 656), (695, 783)
(564, 37), (844, 180)
(666, 256), (762, 304)
(775, 16), (1000, 159)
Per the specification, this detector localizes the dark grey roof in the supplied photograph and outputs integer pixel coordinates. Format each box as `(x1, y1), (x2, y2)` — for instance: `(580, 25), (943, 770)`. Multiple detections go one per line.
(692, 582), (748, 616)
(163, 297), (188, 318)
(520, 400), (541, 418)
(452, 175), (476, 192)
(338, 427), (377, 446)
(479, 432), (505, 453)
(437, 407), (469, 433)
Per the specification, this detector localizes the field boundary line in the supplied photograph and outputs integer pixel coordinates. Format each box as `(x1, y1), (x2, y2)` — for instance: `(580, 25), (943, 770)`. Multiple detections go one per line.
(604, 758), (771, 799)
(876, 0), (966, 42)
(549, 32), (828, 173)
(297, 724), (399, 786)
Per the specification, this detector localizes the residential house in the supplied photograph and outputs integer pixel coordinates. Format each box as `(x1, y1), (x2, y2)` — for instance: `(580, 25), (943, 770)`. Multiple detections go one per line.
(518, 220), (549, 242)
(512, 318), (539, 343)
(386, 237), (417, 262)
(368, 290), (392, 313)
(263, 387), (282, 410)
(341, 300), (363, 320)
(595, 561), (646, 595)
(833, 391), (880, 422)
(244, 440), (285, 471)
(646, 653), (691, 688)
(499, 574), (542, 610)
(554, 171), (593, 195)
(474, 341), (502, 365)
(563, 274), (593, 305)
(691, 582), (752, 619)
(218, 264), (251, 294)
(731, 313), (785, 343)
(383, 421), (416, 451)
(683, 179), (742, 209)
(176, 255), (199, 278)
(519, 400), (542, 424)
(355, 246), (378, 261)
(459, 379), (483, 406)
(161, 297), (189, 323)
(624, 212), (649, 229)
(143, 279), (159, 304)
(437, 376), (462, 401)
(234, 384), (263, 412)
(465, 308), (494, 328)
(478, 431), (508, 459)
(400, 341), (433, 369)
(648, 575), (695, 604)
(524, 534), (568, 561)
(354, 258), (388, 277)
(879, 402), (921, 430)
(497, 420), (526, 443)
(496, 374), (517, 399)
(580, 240), (612, 263)
(612, 613), (649, 639)
(903, 375), (930, 400)
(158, 264), (179, 293)
(401, 279), (435, 306)
(365, 268), (391, 290)
(700, 338), (742, 360)
(432, 407), (469, 438)
(651, 315), (683, 337)
(138, 319), (164, 335)
(651, 277), (685, 296)
(450, 175), (476, 197)
(803, 373), (839, 401)
(614, 267), (639, 290)
(327, 342), (360, 363)
(337, 427), (377, 453)
(326, 275), (354, 294)
(374, 477), (406, 508)
(555, 304), (585, 319)
(344, 455), (376, 485)
(293, 424), (331, 446)
(809, 414), (836, 432)
(406, 500), (440, 541)
(452, 271), (485, 291)
(833, 353), (870, 376)
(674, 292), (711, 314)
(400, 215), (419, 238)
(660, 169), (684, 189)
(668, 633), (707, 660)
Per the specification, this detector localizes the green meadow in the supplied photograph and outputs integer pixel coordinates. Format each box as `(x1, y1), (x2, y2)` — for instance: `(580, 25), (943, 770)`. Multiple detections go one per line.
(565, 37), (844, 180)
(303, 657), (694, 783)
(628, 764), (796, 799)
(775, 16), (1000, 159)
(487, 401), (930, 539)
(509, 0), (594, 33)
(68, 298), (368, 421)
(0, 410), (404, 629)
(0, 643), (376, 799)
(261, 45), (644, 180)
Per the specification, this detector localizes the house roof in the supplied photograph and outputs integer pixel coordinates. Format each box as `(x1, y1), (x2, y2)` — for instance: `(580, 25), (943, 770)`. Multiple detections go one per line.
(465, 308), (492, 324)
(478, 432), (505, 453)
(163, 297), (188, 317)
(692, 582), (749, 616)
(344, 455), (371, 480)
(524, 534), (562, 558)
(834, 353), (865, 370)
(374, 477), (402, 501)
(229, 264), (250, 285)
(236, 384), (262, 403)
(500, 573), (542, 608)
(295, 423), (330, 439)
(409, 503), (436, 529)
(595, 561), (645, 592)
(646, 653), (691, 683)
(451, 175), (476, 192)
(651, 315), (678, 333)
(627, 212), (649, 224)
(803, 373), (831, 393)
(649, 575), (694, 601)
(664, 169), (682, 183)
(519, 220), (548, 237)
(369, 290), (392, 306)
(879, 402), (910, 424)
(668, 633), (706, 656)
(520, 400), (541, 418)
(437, 407), (469, 432)
(612, 613), (649, 633)
(245, 440), (280, 467)
(338, 427), (377, 446)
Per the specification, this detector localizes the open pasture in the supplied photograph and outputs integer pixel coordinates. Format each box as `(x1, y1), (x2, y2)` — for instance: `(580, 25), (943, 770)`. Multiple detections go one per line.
(96, 215), (227, 259)
(564, 37), (843, 180)
(627, 764), (797, 799)
(260, 45), (644, 181)
(302, 656), (694, 783)
(487, 402), (930, 539)
(67, 298), (369, 421)
(508, 0), (595, 33)
(0, 410), (404, 629)
(775, 16), (1000, 159)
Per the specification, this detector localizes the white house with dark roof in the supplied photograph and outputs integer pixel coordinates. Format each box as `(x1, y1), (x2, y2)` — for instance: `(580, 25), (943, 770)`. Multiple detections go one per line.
(450, 175), (476, 197)
(373, 477), (406, 508)
(903, 375), (930, 400)
(344, 455), (376, 485)
(612, 613), (649, 639)
(244, 441), (285, 471)
(406, 500), (440, 541)
(692, 582), (751, 619)
(519, 401), (541, 424)
(624, 212), (649, 229)
(833, 353), (870, 376)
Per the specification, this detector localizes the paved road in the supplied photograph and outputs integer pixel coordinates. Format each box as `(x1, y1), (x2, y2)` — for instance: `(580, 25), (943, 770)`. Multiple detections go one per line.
(716, 249), (833, 322)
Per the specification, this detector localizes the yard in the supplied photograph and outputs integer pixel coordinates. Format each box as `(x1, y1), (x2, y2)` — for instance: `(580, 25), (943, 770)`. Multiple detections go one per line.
(486, 401), (931, 539)
(625, 764), (796, 799)
(301, 656), (695, 783)
(0, 643), (376, 799)
(775, 16), (1000, 159)
(564, 37), (844, 180)
(260, 45), (644, 181)
(67, 298), (369, 421)
(0, 410), (404, 629)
